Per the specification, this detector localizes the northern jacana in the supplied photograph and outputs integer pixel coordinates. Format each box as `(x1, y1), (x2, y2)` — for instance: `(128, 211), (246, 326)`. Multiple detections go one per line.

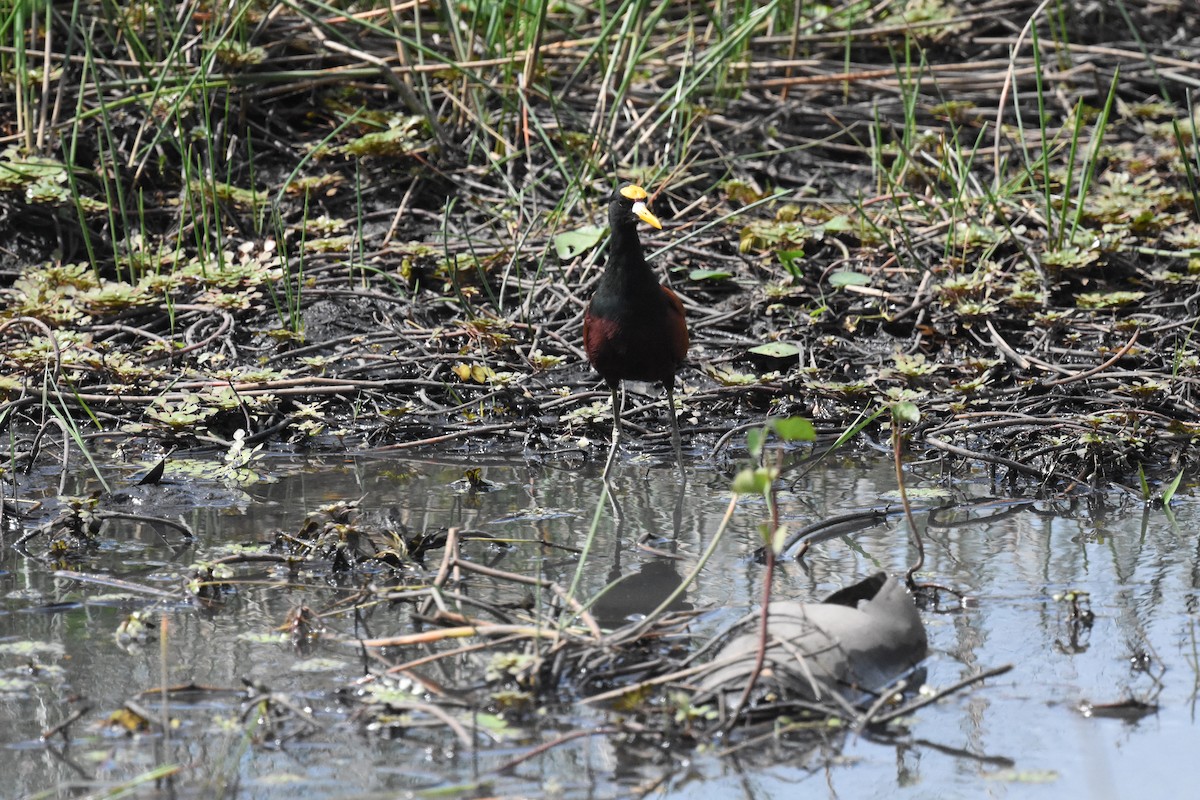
(584, 184), (689, 478)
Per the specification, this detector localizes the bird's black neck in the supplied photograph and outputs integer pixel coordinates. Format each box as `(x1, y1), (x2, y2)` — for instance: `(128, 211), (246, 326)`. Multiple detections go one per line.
(608, 219), (647, 270)
(602, 203), (656, 298)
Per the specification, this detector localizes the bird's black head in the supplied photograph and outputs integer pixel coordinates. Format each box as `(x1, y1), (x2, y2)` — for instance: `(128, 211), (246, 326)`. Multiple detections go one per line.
(609, 184), (663, 232)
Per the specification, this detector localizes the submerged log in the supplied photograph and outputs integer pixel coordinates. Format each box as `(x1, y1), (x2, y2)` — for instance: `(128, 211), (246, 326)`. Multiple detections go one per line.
(694, 572), (927, 707)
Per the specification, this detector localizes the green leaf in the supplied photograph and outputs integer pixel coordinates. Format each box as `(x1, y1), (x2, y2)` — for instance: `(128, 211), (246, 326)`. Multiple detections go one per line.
(1137, 464), (1150, 500)
(771, 417), (816, 441)
(770, 524), (788, 555)
(891, 401), (921, 425)
(748, 342), (800, 359)
(745, 429), (765, 458)
(1161, 468), (1185, 505)
(1075, 290), (1145, 309)
(689, 268), (733, 281)
(777, 248), (805, 274)
(473, 712), (514, 735)
(828, 271), (870, 287)
(553, 225), (605, 260)
(732, 466), (773, 496)
(732, 467), (759, 494)
(820, 214), (853, 233)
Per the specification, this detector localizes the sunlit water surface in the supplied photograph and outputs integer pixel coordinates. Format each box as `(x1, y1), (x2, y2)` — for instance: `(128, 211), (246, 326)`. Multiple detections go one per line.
(2, 450), (1198, 798)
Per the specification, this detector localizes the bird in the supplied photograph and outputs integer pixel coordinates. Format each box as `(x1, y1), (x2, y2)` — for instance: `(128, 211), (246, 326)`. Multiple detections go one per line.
(583, 184), (689, 479)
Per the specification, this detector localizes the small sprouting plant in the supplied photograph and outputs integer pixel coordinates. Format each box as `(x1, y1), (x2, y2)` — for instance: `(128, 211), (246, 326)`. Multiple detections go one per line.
(210, 40), (266, 69)
(893, 352), (938, 378)
(1136, 464), (1184, 508)
(1042, 244), (1100, 271)
(145, 392), (218, 430)
(733, 417), (816, 556)
(1075, 291), (1145, 309)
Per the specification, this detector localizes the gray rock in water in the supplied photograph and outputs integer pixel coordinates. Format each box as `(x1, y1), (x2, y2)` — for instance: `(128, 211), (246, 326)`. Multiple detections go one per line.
(694, 572), (927, 706)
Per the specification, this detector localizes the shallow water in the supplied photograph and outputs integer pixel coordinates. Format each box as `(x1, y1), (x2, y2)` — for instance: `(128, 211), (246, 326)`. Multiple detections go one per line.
(2, 449), (1198, 798)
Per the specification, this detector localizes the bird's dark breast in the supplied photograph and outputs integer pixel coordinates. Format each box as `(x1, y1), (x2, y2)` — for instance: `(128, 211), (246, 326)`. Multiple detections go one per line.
(584, 287), (688, 386)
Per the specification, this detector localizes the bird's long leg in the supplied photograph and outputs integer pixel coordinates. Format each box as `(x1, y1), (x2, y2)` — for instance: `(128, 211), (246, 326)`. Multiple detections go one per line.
(602, 383), (623, 480)
(665, 381), (684, 475)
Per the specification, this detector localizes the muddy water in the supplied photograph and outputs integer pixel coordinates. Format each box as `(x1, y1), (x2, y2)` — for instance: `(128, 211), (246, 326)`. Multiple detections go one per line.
(2, 451), (1197, 798)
